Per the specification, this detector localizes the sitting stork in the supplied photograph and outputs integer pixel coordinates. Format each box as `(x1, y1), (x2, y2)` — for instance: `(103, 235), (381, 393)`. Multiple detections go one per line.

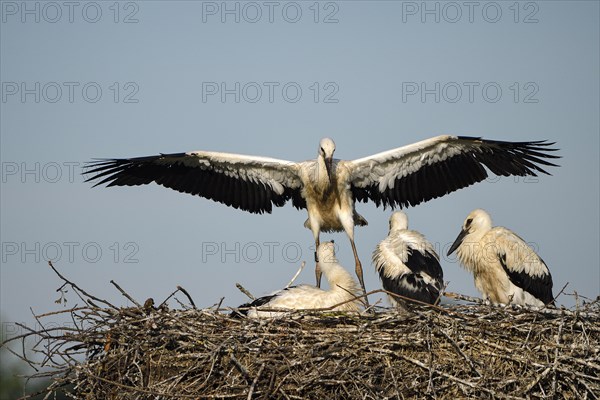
(373, 211), (444, 306)
(84, 135), (559, 299)
(447, 209), (554, 307)
(233, 241), (362, 318)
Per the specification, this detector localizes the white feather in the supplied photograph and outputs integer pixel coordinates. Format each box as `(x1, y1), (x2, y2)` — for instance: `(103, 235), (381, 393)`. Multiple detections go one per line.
(245, 242), (362, 318)
(373, 212), (443, 306)
(450, 209), (553, 307)
(349, 135), (463, 190)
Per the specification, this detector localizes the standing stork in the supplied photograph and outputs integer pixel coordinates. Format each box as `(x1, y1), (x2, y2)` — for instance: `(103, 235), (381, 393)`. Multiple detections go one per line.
(373, 211), (444, 306)
(233, 241), (362, 318)
(447, 209), (554, 307)
(84, 135), (559, 298)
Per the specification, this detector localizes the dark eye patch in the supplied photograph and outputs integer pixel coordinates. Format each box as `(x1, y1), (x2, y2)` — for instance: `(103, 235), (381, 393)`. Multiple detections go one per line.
(465, 218), (473, 227)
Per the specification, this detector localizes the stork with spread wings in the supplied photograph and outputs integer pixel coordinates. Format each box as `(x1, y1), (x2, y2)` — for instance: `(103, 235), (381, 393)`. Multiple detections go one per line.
(85, 135), (560, 300)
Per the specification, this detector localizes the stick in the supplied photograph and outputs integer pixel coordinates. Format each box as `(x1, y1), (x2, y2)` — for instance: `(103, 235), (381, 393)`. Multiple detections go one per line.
(48, 261), (116, 310)
(435, 327), (482, 377)
(552, 282), (569, 304)
(247, 363), (266, 400)
(176, 286), (197, 309)
(158, 287), (180, 309)
(236, 283), (255, 301)
(398, 354), (521, 400)
(285, 261), (305, 288)
(110, 280), (141, 307)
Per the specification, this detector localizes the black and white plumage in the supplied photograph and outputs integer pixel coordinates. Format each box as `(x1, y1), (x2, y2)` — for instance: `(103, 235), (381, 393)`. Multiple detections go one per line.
(84, 135), (559, 297)
(447, 209), (554, 307)
(373, 211), (443, 306)
(234, 242), (362, 318)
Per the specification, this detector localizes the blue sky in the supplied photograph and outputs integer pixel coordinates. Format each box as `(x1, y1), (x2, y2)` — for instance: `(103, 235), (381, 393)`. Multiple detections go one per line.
(1, 1), (599, 339)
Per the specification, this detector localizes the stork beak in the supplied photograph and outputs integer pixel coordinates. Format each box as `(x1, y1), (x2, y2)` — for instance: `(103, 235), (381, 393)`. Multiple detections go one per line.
(447, 228), (468, 256)
(325, 157), (333, 184)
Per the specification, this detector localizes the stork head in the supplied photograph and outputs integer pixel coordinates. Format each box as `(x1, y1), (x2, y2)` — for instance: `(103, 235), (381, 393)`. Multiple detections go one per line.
(316, 241), (337, 266)
(318, 138), (336, 183)
(447, 209), (493, 256)
(389, 211), (409, 233)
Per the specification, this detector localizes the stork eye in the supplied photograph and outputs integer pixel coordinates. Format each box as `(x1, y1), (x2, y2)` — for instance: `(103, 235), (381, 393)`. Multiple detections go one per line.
(465, 218), (473, 227)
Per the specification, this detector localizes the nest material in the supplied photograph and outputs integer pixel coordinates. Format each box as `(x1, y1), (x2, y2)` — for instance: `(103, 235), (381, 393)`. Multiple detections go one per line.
(4, 265), (600, 399)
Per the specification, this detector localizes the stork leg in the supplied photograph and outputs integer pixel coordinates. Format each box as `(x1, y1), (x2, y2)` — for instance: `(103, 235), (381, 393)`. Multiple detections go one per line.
(349, 237), (369, 307)
(314, 236), (322, 288)
(339, 213), (369, 307)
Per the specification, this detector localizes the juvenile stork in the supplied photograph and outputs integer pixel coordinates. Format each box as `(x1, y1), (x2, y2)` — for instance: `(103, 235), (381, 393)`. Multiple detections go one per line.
(84, 135), (559, 297)
(373, 211), (443, 306)
(447, 209), (554, 307)
(234, 241), (362, 318)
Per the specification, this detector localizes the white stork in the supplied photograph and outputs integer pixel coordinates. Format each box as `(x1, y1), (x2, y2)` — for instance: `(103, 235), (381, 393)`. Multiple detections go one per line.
(447, 209), (554, 307)
(373, 211), (443, 306)
(233, 241), (362, 318)
(84, 135), (559, 298)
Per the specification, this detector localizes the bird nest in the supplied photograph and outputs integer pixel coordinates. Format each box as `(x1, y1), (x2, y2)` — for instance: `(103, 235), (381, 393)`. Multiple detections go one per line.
(4, 263), (600, 400)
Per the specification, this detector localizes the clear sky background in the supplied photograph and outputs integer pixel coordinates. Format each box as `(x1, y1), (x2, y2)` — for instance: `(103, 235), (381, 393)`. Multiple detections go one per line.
(1, 1), (599, 344)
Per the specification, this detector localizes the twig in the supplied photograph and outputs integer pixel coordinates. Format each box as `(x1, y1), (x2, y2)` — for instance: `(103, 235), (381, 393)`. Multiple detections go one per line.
(285, 261), (306, 288)
(551, 320), (565, 396)
(445, 291), (598, 319)
(236, 283), (255, 301)
(158, 287), (181, 309)
(110, 280), (141, 307)
(523, 367), (551, 394)
(176, 285), (197, 309)
(48, 261), (116, 309)
(435, 327), (482, 377)
(443, 291), (486, 304)
(553, 282), (569, 304)
(215, 297), (225, 311)
(230, 354), (251, 382)
(397, 354), (521, 400)
(247, 363), (266, 400)
(158, 286), (197, 309)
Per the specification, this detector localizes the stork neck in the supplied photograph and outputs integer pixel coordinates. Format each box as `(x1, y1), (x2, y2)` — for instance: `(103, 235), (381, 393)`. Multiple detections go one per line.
(317, 155), (328, 178)
(461, 231), (487, 252)
(316, 156), (334, 190)
(456, 230), (489, 273)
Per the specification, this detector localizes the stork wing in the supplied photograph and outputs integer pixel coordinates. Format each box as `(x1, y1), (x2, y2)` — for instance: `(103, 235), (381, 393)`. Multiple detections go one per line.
(494, 229), (554, 305)
(373, 233), (442, 280)
(373, 234), (443, 305)
(84, 151), (305, 214)
(346, 135), (560, 208)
